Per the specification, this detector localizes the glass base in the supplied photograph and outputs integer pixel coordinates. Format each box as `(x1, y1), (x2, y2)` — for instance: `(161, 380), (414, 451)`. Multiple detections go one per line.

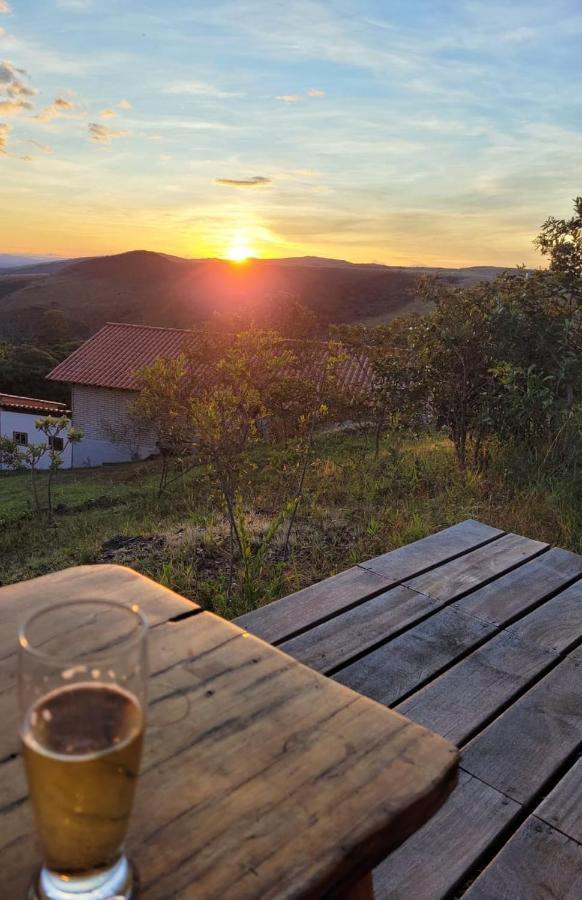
(29, 854), (136, 900)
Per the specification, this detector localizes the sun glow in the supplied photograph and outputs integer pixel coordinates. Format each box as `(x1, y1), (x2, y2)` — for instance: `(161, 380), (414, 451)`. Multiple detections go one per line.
(226, 242), (255, 263)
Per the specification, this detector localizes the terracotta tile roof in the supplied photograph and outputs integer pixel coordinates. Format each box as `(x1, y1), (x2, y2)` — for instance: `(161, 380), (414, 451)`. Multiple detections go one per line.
(0, 393), (69, 415)
(47, 322), (372, 396)
(47, 323), (193, 390)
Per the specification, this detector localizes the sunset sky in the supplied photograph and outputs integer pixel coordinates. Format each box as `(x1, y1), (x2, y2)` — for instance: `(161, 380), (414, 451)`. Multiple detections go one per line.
(1, 1), (581, 266)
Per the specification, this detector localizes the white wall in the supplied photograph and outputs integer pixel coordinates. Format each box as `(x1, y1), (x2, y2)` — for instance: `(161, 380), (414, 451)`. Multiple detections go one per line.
(70, 385), (158, 467)
(0, 409), (72, 470)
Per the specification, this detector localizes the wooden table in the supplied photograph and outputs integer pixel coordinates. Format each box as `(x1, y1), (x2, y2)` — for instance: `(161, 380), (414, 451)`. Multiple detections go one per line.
(237, 519), (582, 899)
(0, 565), (457, 898)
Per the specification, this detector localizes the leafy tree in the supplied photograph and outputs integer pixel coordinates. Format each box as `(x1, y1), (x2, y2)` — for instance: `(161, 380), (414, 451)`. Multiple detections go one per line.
(415, 277), (501, 469)
(334, 319), (426, 457)
(134, 328), (340, 609)
(129, 356), (196, 494)
(535, 195), (582, 312)
(0, 416), (83, 520)
(340, 197), (582, 471)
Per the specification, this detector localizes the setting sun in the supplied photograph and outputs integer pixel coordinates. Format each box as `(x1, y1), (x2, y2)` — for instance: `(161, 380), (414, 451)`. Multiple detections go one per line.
(226, 244), (254, 263)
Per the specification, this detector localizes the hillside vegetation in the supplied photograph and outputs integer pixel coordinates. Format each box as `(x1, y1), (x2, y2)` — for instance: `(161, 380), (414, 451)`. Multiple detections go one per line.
(0, 250), (523, 342)
(1, 431), (580, 618)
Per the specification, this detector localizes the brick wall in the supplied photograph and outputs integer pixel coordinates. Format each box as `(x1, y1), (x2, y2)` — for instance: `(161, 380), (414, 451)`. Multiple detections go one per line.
(71, 385), (158, 465)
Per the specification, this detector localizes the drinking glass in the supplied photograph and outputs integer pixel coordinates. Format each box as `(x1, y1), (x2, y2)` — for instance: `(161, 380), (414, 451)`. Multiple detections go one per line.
(18, 600), (148, 900)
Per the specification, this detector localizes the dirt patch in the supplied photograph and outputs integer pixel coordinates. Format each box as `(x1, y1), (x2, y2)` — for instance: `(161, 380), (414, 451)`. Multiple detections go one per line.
(98, 534), (167, 563)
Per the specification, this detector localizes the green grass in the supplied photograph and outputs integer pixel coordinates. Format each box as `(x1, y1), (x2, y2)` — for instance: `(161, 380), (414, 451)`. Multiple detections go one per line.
(1, 431), (581, 617)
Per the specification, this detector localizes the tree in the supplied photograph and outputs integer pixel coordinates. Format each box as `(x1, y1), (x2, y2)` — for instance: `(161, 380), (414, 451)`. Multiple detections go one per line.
(535, 195), (582, 313)
(129, 356), (195, 495)
(134, 328), (340, 610)
(334, 319), (426, 457)
(0, 416), (83, 520)
(415, 277), (502, 469)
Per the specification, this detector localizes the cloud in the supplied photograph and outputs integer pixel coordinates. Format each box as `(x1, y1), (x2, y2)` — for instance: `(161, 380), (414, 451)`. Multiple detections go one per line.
(0, 97), (31, 113)
(0, 60), (36, 99)
(26, 139), (52, 153)
(214, 175), (272, 188)
(163, 80), (238, 98)
(0, 121), (8, 152)
(88, 122), (128, 143)
(0, 1), (10, 12)
(307, 87), (325, 97)
(276, 94), (300, 102)
(0, 27), (6, 36)
(118, 98), (131, 109)
(34, 96), (75, 120)
(99, 108), (117, 118)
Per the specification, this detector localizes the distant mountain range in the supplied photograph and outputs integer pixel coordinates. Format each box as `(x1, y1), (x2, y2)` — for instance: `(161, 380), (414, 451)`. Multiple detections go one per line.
(0, 253), (65, 270)
(0, 250), (526, 342)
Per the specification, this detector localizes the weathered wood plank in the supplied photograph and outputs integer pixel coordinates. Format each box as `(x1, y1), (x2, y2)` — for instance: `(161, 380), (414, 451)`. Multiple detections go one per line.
(361, 519), (503, 579)
(283, 542), (568, 679)
(235, 566), (394, 644)
(0, 611), (235, 804)
(279, 585), (437, 673)
(504, 579), (582, 653)
(0, 604), (459, 899)
(406, 533), (547, 602)
(0, 567), (201, 763)
(398, 574), (582, 746)
(0, 564), (197, 660)
(463, 817), (582, 900)
(236, 520), (503, 643)
(536, 758), (582, 844)
(373, 770), (519, 900)
(335, 606), (494, 707)
(397, 633), (553, 746)
(452, 547), (582, 625)
(462, 657), (582, 804)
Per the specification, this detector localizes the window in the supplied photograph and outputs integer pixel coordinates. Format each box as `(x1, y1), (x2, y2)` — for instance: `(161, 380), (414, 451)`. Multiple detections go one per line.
(48, 436), (64, 452)
(13, 431), (28, 446)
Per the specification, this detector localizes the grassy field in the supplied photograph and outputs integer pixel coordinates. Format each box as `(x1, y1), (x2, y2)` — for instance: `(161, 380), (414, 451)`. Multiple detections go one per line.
(1, 430), (580, 618)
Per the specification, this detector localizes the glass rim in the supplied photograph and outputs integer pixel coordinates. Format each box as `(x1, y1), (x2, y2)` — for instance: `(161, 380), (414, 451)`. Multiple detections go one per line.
(18, 598), (148, 665)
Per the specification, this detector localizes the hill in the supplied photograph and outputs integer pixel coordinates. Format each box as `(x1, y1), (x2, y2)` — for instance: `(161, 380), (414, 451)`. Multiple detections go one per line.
(0, 249), (522, 341)
(0, 254), (64, 270)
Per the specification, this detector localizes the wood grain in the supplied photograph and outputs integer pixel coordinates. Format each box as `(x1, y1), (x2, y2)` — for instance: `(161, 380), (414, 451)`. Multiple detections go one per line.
(452, 547), (582, 625)
(504, 579), (582, 653)
(397, 633), (553, 746)
(237, 520), (503, 644)
(279, 585), (437, 673)
(0, 576), (458, 900)
(536, 758), (582, 844)
(463, 817), (582, 900)
(335, 606), (494, 707)
(361, 519), (503, 579)
(405, 533), (547, 602)
(235, 565), (394, 644)
(462, 657), (582, 804)
(373, 770), (519, 900)
(0, 563), (197, 660)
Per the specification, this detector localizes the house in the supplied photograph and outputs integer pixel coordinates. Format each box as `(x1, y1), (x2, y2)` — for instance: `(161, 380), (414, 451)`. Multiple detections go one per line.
(47, 323), (188, 466)
(0, 393), (72, 470)
(48, 322), (372, 467)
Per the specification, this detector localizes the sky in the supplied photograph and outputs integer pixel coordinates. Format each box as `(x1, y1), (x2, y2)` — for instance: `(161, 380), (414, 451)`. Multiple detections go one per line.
(0, 0), (581, 266)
